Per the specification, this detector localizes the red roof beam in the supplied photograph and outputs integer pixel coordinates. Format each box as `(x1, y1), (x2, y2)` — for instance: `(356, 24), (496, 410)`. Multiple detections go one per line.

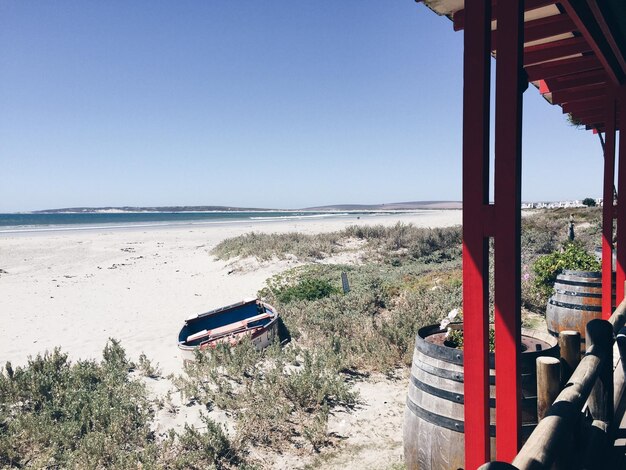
(586, 123), (622, 132)
(491, 14), (575, 50)
(571, 109), (614, 122)
(562, 97), (605, 114)
(521, 36), (592, 67)
(543, 68), (608, 93)
(453, 0), (557, 32)
(525, 55), (602, 81)
(581, 119), (620, 130)
(551, 84), (606, 105)
(559, 0), (620, 84)
(573, 103), (623, 119)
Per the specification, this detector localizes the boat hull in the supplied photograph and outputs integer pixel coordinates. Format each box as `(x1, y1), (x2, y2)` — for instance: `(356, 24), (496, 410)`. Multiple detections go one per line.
(177, 299), (279, 362)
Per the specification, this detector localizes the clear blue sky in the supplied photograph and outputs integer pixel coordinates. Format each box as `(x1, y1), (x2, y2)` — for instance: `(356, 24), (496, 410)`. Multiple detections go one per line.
(0, 1), (605, 212)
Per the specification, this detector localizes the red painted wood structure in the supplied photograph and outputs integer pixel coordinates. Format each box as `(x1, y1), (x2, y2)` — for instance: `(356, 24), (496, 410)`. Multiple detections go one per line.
(419, 0), (626, 468)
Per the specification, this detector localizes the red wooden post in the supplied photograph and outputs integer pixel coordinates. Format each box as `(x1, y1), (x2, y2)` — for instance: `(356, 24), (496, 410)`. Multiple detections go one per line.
(617, 87), (626, 305)
(603, 92), (617, 318)
(462, 0), (492, 467)
(494, 0), (524, 461)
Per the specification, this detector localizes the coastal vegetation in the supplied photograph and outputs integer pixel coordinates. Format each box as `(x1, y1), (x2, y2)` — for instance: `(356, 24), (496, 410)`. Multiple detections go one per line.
(0, 341), (247, 469)
(521, 207), (602, 311)
(531, 241), (601, 299)
(172, 224), (466, 459)
(0, 208), (604, 467)
(212, 223), (462, 264)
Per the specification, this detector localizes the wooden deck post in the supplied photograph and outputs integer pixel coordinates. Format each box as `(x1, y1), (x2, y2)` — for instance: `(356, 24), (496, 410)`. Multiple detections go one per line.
(494, 0), (525, 460)
(559, 330), (581, 386)
(536, 356), (561, 421)
(586, 319), (614, 423)
(462, 0), (492, 467)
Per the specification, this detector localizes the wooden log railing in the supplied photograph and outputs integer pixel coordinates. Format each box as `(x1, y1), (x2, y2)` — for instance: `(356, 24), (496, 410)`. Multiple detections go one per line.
(479, 284), (626, 470)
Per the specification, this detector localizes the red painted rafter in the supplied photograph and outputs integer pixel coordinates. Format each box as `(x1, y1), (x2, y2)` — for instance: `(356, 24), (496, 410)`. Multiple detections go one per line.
(453, 0), (556, 32)
(562, 97), (604, 113)
(576, 107), (621, 122)
(566, 112), (605, 126)
(491, 13), (575, 50)
(559, 0), (620, 84)
(522, 36), (591, 67)
(525, 55), (601, 81)
(522, 13), (575, 45)
(551, 83), (605, 105)
(544, 69), (608, 93)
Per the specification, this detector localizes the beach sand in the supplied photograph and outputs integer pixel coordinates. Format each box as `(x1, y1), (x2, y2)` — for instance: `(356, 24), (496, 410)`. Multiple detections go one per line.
(0, 209), (461, 468)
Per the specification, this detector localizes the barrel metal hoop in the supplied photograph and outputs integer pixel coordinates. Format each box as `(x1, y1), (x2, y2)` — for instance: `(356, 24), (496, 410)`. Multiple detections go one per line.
(415, 325), (465, 366)
(554, 278), (602, 289)
(415, 325), (497, 368)
(405, 397), (536, 438)
(548, 299), (602, 312)
(553, 288), (601, 298)
(410, 372), (477, 405)
(409, 373), (538, 408)
(561, 270), (602, 277)
(548, 328), (559, 338)
(412, 359), (497, 385)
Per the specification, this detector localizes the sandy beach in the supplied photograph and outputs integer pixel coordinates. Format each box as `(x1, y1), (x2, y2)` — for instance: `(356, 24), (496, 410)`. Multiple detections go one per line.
(0, 210), (461, 468)
(0, 210), (460, 373)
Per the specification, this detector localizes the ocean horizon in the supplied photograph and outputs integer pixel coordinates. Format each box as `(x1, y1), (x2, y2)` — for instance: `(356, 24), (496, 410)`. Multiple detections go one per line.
(0, 210), (411, 234)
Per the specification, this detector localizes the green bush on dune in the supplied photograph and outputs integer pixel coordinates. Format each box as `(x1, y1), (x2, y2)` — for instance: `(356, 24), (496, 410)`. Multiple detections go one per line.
(173, 339), (356, 451)
(532, 241), (601, 300)
(260, 263), (463, 371)
(0, 341), (246, 469)
(0, 342), (151, 468)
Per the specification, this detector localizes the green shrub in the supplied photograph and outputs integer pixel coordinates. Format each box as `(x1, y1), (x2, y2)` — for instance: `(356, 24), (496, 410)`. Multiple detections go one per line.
(211, 231), (343, 261)
(273, 277), (340, 303)
(0, 341), (246, 469)
(259, 263), (463, 371)
(0, 344), (152, 468)
(532, 242), (601, 300)
(159, 413), (245, 470)
(173, 340), (356, 450)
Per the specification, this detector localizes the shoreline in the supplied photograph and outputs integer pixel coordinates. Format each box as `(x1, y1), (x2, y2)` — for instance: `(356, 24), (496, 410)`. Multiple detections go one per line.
(0, 209), (460, 237)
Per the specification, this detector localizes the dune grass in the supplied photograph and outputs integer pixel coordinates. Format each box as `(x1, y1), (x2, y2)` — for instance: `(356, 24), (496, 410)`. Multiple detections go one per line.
(211, 222), (462, 265)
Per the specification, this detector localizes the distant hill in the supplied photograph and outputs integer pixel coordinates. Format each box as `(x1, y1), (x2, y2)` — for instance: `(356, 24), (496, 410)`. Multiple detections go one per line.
(33, 205), (273, 214)
(34, 201), (462, 213)
(302, 201), (462, 210)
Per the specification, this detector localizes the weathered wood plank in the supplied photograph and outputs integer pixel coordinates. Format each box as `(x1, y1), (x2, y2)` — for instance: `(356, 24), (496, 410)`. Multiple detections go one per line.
(536, 357), (561, 421)
(559, 330), (581, 386)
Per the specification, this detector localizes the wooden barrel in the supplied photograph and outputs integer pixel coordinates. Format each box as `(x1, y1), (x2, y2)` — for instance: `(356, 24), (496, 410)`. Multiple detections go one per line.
(403, 325), (558, 470)
(545, 270), (613, 349)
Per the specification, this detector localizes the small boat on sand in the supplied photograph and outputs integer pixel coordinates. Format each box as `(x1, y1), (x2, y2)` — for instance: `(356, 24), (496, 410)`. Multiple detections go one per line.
(177, 298), (279, 361)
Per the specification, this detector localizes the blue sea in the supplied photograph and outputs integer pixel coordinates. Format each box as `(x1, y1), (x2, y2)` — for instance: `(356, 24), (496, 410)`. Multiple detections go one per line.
(0, 211), (358, 234)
